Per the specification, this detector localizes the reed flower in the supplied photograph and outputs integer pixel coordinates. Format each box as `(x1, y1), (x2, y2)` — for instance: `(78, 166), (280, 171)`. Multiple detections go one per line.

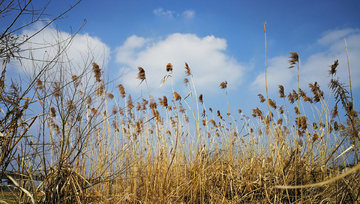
(150, 99), (157, 109)
(333, 121), (339, 131)
(331, 104), (338, 118)
(288, 52), (299, 69)
(287, 93), (295, 104)
(36, 78), (44, 90)
(141, 98), (148, 110)
(52, 82), (61, 97)
(96, 84), (105, 96)
(92, 62), (102, 82)
(173, 91), (181, 101)
(279, 106), (284, 114)
(159, 96), (168, 107)
(184, 78), (189, 87)
(201, 109), (206, 118)
(219, 81), (227, 89)
(217, 110), (223, 120)
(117, 84), (126, 98)
(166, 63), (173, 72)
(50, 107), (56, 117)
(278, 85), (285, 98)
(137, 67), (146, 81)
(86, 96), (92, 104)
(199, 94), (203, 104)
(328, 60), (339, 76)
(72, 75), (80, 87)
(185, 62), (192, 76)
(107, 93), (114, 99)
(258, 94), (266, 103)
(252, 107), (263, 118)
(268, 99), (277, 109)
(312, 133), (319, 143)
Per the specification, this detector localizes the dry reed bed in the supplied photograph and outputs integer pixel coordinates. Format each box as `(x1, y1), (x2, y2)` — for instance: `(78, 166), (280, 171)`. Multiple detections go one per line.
(1, 53), (359, 203)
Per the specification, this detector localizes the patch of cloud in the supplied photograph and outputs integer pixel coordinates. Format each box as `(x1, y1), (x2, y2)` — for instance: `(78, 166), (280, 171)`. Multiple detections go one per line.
(116, 33), (246, 96)
(317, 28), (360, 45)
(182, 10), (195, 19)
(251, 28), (360, 96)
(251, 56), (296, 93)
(154, 8), (195, 20)
(18, 22), (110, 88)
(154, 8), (174, 18)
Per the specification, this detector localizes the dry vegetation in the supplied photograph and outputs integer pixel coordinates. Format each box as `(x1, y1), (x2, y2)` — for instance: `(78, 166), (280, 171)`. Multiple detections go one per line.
(1, 1), (359, 204)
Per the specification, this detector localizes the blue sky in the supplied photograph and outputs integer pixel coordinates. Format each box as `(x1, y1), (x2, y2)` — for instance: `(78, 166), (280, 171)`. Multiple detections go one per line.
(4, 0), (360, 118)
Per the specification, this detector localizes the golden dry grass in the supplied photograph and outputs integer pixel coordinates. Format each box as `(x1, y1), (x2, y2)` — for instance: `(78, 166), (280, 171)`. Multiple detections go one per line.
(1, 30), (359, 204)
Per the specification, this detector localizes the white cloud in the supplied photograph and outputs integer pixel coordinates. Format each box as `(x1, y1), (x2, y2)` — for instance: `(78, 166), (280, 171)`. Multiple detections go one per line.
(251, 56), (296, 93)
(18, 23), (110, 87)
(317, 28), (360, 45)
(154, 8), (195, 20)
(182, 10), (195, 19)
(154, 8), (174, 18)
(251, 28), (360, 96)
(116, 33), (246, 96)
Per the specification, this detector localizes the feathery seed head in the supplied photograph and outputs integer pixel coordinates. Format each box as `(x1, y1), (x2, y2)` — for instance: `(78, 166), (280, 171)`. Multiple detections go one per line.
(279, 106), (284, 114)
(278, 85), (285, 98)
(173, 91), (181, 101)
(87, 96), (92, 104)
(219, 81), (227, 89)
(166, 63), (173, 72)
(92, 62), (102, 82)
(199, 94), (203, 104)
(183, 78), (189, 87)
(112, 106), (118, 115)
(217, 110), (223, 120)
(137, 67), (146, 81)
(201, 109), (206, 118)
(36, 78), (44, 90)
(159, 96), (168, 107)
(50, 107), (56, 117)
(184, 62), (192, 76)
(328, 60), (339, 76)
(107, 93), (114, 99)
(258, 94), (266, 103)
(268, 99), (277, 109)
(117, 84), (126, 98)
(288, 52), (299, 69)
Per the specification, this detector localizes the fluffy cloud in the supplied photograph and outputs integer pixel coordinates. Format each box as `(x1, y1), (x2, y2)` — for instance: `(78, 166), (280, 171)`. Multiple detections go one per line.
(251, 28), (360, 95)
(18, 23), (110, 86)
(116, 33), (245, 96)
